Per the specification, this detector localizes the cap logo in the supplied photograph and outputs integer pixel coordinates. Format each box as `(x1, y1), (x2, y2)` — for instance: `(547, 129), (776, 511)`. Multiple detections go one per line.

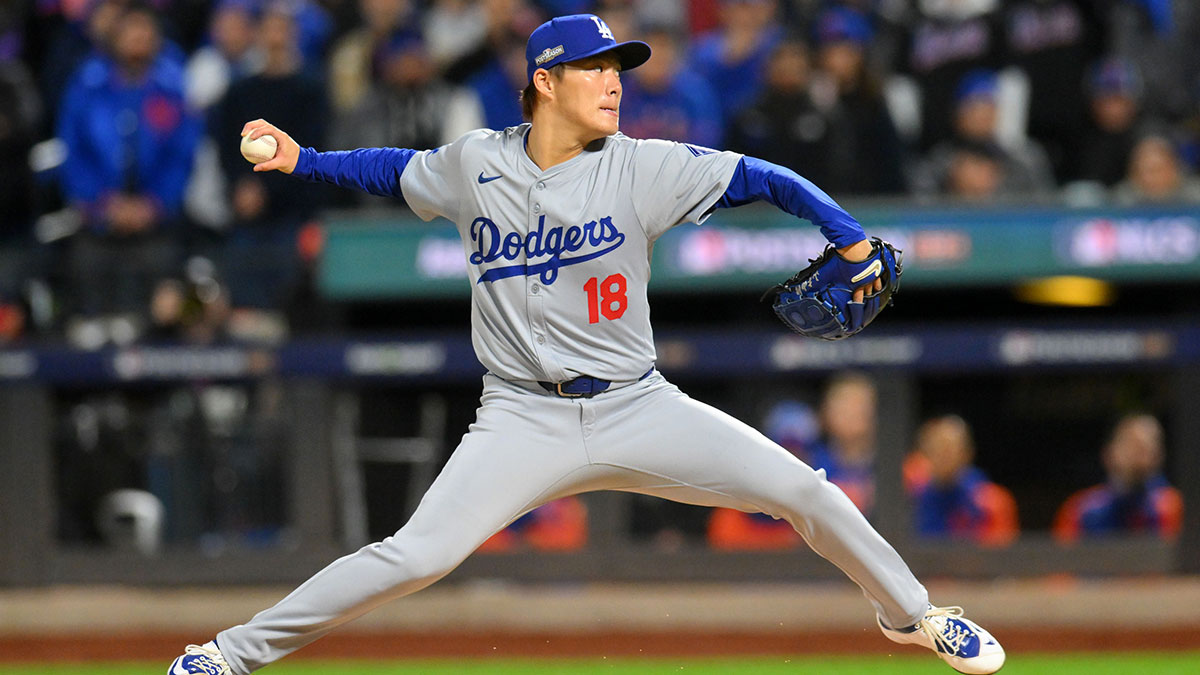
(535, 45), (564, 65)
(590, 16), (614, 40)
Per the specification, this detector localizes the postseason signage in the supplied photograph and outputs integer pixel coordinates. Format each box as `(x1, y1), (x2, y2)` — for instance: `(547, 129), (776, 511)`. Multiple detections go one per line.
(319, 205), (1200, 299)
(651, 206), (1200, 290)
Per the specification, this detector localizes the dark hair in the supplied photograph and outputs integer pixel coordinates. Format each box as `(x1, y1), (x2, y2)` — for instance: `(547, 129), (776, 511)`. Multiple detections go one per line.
(118, 0), (160, 24)
(520, 81), (537, 121)
(520, 64), (564, 121)
(952, 138), (1005, 163)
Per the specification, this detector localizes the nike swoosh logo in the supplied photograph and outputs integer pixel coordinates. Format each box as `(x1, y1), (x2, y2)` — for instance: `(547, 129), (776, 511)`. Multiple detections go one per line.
(850, 259), (882, 284)
(477, 172), (502, 184)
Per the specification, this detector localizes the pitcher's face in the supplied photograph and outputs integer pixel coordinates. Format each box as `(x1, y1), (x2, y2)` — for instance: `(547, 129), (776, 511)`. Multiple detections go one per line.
(552, 54), (624, 140)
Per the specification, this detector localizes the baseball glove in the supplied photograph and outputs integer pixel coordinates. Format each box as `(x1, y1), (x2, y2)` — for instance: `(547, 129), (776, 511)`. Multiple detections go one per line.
(762, 237), (902, 340)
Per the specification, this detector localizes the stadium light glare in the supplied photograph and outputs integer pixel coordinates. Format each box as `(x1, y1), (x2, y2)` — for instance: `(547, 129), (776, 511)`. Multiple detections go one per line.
(1014, 276), (1116, 307)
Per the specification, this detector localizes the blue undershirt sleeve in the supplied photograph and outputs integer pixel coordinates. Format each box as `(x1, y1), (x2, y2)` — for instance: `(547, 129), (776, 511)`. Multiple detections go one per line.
(715, 156), (866, 248)
(292, 146), (417, 198)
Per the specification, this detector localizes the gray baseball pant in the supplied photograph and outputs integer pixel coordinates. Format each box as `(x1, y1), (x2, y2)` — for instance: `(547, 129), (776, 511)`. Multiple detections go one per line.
(216, 373), (928, 673)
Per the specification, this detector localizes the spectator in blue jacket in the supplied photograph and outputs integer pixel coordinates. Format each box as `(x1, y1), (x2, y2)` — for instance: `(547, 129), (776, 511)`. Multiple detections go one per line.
(1054, 413), (1182, 542)
(56, 2), (201, 320)
(907, 415), (1019, 547)
(619, 25), (723, 148)
(804, 372), (878, 518)
(687, 0), (782, 124)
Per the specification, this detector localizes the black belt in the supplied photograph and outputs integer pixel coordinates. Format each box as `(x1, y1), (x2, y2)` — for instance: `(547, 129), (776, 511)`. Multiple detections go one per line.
(539, 368), (654, 398)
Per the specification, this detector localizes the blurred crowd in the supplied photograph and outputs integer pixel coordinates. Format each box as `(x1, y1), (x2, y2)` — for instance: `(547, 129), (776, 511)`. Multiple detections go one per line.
(1, 0), (1200, 346)
(699, 376), (1181, 552)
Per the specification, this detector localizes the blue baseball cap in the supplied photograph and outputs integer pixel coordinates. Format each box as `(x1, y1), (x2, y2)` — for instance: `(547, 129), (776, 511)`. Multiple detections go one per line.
(1088, 57), (1143, 99)
(955, 69), (998, 105)
(525, 14), (651, 82)
(814, 7), (874, 46)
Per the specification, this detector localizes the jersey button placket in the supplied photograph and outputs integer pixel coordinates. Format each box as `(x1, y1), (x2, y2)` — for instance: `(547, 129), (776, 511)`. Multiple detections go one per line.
(528, 188), (559, 377)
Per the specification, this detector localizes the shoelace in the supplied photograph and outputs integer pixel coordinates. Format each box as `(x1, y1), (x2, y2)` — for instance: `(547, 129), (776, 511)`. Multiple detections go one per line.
(918, 606), (971, 656)
(182, 644), (230, 675)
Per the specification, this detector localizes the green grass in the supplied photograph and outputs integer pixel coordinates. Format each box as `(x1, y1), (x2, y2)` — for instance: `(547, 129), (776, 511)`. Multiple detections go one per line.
(6, 653), (1200, 675)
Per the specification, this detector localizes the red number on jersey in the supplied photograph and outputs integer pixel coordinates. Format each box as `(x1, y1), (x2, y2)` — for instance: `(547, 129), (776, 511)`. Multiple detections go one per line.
(583, 273), (628, 324)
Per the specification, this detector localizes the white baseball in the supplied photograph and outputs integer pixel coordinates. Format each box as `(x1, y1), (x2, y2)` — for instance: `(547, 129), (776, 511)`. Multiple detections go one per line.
(240, 133), (278, 163)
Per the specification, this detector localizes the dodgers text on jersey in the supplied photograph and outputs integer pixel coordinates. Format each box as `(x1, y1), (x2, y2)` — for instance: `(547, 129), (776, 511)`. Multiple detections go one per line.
(470, 215), (626, 285)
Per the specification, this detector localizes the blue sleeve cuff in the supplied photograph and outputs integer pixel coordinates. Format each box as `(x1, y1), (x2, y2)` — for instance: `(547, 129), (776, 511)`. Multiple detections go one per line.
(716, 156), (866, 248)
(293, 147), (318, 179)
(292, 146), (417, 198)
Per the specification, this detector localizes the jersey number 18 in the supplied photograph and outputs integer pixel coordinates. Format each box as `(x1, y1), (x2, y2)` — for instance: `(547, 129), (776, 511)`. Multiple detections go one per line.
(583, 274), (627, 324)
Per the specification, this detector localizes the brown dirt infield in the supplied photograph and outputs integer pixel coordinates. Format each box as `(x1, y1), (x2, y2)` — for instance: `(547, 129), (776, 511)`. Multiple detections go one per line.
(3, 579), (1198, 662)
(2, 627), (1200, 663)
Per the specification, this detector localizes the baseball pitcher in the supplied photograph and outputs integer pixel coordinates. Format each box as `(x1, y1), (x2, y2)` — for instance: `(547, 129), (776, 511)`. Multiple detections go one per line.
(171, 14), (1003, 675)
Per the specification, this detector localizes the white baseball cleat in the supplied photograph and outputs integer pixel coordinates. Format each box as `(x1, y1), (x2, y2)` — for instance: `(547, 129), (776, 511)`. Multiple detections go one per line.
(167, 641), (232, 675)
(879, 605), (1005, 674)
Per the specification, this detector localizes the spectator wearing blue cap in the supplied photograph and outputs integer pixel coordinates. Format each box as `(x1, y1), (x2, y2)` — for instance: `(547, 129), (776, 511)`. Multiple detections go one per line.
(815, 3), (874, 45)
(911, 68), (1054, 200)
(809, 5), (905, 195)
(1068, 56), (1148, 187)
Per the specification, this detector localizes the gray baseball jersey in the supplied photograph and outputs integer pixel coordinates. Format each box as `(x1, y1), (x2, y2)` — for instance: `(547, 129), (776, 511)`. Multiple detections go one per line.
(400, 124), (739, 383)
(211, 125), (929, 674)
